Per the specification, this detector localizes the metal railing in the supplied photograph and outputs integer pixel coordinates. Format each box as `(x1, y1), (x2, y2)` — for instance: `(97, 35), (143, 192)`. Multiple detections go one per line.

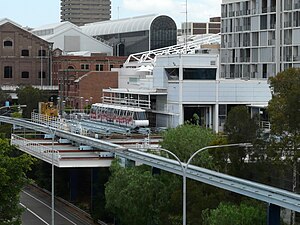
(11, 134), (60, 165)
(124, 33), (221, 65)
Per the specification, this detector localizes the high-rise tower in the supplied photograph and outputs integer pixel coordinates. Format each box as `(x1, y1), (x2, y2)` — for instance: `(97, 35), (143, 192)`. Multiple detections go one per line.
(221, 0), (300, 79)
(61, 0), (111, 26)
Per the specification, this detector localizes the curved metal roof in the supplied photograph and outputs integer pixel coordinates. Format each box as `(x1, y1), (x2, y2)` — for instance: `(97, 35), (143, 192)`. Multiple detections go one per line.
(81, 14), (171, 36)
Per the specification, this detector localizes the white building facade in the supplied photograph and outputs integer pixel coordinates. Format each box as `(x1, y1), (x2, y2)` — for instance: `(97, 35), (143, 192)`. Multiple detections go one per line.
(104, 52), (271, 132)
(32, 22), (113, 55)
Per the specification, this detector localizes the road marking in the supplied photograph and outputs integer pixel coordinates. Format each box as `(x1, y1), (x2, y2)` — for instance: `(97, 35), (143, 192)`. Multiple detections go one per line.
(22, 190), (77, 225)
(20, 203), (49, 225)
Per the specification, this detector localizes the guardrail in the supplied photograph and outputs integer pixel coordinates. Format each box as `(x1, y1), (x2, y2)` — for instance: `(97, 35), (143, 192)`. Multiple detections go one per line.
(11, 134), (61, 166)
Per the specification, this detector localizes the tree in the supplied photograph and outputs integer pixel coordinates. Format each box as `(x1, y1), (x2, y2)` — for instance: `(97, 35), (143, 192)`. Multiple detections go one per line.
(105, 160), (173, 225)
(16, 86), (48, 118)
(0, 139), (34, 225)
(224, 105), (259, 143)
(160, 124), (218, 162)
(268, 68), (300, 137)
(268, 68), (300, 224)
(267, 68), (300, 175)
(202, 202), (266, 225)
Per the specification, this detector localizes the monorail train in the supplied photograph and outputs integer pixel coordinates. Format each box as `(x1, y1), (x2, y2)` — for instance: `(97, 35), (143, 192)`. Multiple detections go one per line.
(90, 103), (149, 128)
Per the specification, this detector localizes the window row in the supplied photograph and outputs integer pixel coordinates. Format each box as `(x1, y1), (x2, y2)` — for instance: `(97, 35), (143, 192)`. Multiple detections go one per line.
(3, 41), (47, 56)
(21, 49), (47, 57)
(3, 66), (46, 78)
(80, 64), (118, 71)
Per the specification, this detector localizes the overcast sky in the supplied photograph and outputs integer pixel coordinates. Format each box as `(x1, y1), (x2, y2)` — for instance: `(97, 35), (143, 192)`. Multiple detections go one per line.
(1, 0), (221, 28)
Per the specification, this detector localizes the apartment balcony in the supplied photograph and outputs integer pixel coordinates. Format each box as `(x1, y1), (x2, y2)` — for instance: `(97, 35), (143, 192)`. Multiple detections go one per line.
(293, 55), (300, 61)
(268, 39), (276, 46)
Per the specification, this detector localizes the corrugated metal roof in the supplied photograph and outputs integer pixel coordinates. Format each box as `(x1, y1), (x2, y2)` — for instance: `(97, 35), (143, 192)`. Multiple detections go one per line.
(81, 14), (161, 36)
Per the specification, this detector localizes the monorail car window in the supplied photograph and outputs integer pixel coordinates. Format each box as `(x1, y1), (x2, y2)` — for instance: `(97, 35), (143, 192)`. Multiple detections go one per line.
(139, 112), (147, 120)
(134, 112), (146, 120)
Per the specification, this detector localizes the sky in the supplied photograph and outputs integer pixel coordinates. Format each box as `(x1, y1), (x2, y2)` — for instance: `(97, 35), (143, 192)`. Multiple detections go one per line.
(1, 0), (221, 28)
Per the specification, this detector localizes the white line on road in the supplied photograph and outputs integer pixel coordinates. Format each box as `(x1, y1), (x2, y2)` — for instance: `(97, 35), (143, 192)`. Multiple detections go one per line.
(20, 202), (49, 225)
(21, 190), (77, 225)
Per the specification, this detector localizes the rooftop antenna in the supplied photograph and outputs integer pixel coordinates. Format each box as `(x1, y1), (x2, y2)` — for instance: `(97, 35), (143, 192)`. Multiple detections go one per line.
(117, 6), (120, 19)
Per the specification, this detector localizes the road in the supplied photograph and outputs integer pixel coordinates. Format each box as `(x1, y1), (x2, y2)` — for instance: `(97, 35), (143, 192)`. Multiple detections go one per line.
(20, 185), (98, 225)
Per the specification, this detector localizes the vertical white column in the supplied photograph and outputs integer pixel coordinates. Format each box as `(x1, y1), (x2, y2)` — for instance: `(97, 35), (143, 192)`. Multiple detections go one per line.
(178, 55), (184, 125)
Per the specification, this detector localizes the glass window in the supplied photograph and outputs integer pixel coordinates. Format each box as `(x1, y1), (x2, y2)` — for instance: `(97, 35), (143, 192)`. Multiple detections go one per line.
(4, 66), (12, 78)
(81, 64), (89, 70)
(4, 40), (13, 47)
(39, 71), (46, 78)
(165, 68), (179, 80)
(21, 49), (29, 56)
(21, 71), (29, 78)
(150, 16), (177, 50)
(38, 49), (46, 56)
(96, 64), (103, 71)
(183, 68), (217, 80)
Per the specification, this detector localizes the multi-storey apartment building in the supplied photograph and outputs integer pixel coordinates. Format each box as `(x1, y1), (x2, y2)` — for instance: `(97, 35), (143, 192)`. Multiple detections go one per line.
(220, 0), (300, 79)
(61, 0), (111, 26)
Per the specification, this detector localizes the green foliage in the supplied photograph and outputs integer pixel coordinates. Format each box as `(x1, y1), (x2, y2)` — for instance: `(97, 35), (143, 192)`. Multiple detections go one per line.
(224, 106), (259, 143)
(0, 139), (35, 225)
(202, 202), (267, 225)
(266, 68), (300, 193)
(105, 160), (174, 225)
(160, 124), (217, 162)
(16, 86), (48, 118)
(268, 68), (300, 136)
(0, 123), (12, 139)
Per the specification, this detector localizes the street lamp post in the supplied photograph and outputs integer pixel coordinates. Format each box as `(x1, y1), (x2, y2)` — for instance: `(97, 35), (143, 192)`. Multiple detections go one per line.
(138, 147), (186, 225)
(183, 143), (252, 225)
(48, 127), (57, 225)
(135, 143), (252, 225)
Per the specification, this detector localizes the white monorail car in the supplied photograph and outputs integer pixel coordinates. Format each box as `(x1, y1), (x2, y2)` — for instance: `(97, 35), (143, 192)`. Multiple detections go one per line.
(90, 103), (149, 128)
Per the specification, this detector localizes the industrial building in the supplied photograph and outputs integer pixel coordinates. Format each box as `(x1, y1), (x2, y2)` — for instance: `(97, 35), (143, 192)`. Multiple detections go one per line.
(81, 14), (177, 56)
(32, 21), (113, 55)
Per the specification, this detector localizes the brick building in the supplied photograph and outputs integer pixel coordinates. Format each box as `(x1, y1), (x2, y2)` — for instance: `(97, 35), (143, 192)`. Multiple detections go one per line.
(0, 19), (52, 88)
(52, 54), (127, 109)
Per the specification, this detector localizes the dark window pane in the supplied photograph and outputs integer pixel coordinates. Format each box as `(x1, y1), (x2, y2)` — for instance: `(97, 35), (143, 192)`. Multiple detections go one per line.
(21, 71), (29, 78)
(183, 68), (217, 80)
(21, 49), (29, 56)
(39, 71), (46, 78)
(38, 49), (46, 56)
(4, 40), (13, 47)
(4, 66), (13, 78)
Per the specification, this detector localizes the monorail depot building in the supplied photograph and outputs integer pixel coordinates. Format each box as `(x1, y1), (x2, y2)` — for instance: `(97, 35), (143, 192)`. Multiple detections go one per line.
(103, 52), (271, 132)
(81, 14), (177, 56)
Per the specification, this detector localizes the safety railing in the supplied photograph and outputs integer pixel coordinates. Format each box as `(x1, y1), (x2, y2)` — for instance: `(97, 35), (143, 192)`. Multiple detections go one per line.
(11, 134), (61, 165)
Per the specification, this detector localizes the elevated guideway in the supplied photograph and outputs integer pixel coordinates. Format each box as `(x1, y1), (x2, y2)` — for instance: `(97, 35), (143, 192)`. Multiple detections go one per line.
(11, 134), (112, 168)
(1, 115), (300, 213)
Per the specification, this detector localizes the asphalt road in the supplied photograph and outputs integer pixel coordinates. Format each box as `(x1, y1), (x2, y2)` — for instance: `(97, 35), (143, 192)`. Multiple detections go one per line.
(20, 186), (97, 225)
